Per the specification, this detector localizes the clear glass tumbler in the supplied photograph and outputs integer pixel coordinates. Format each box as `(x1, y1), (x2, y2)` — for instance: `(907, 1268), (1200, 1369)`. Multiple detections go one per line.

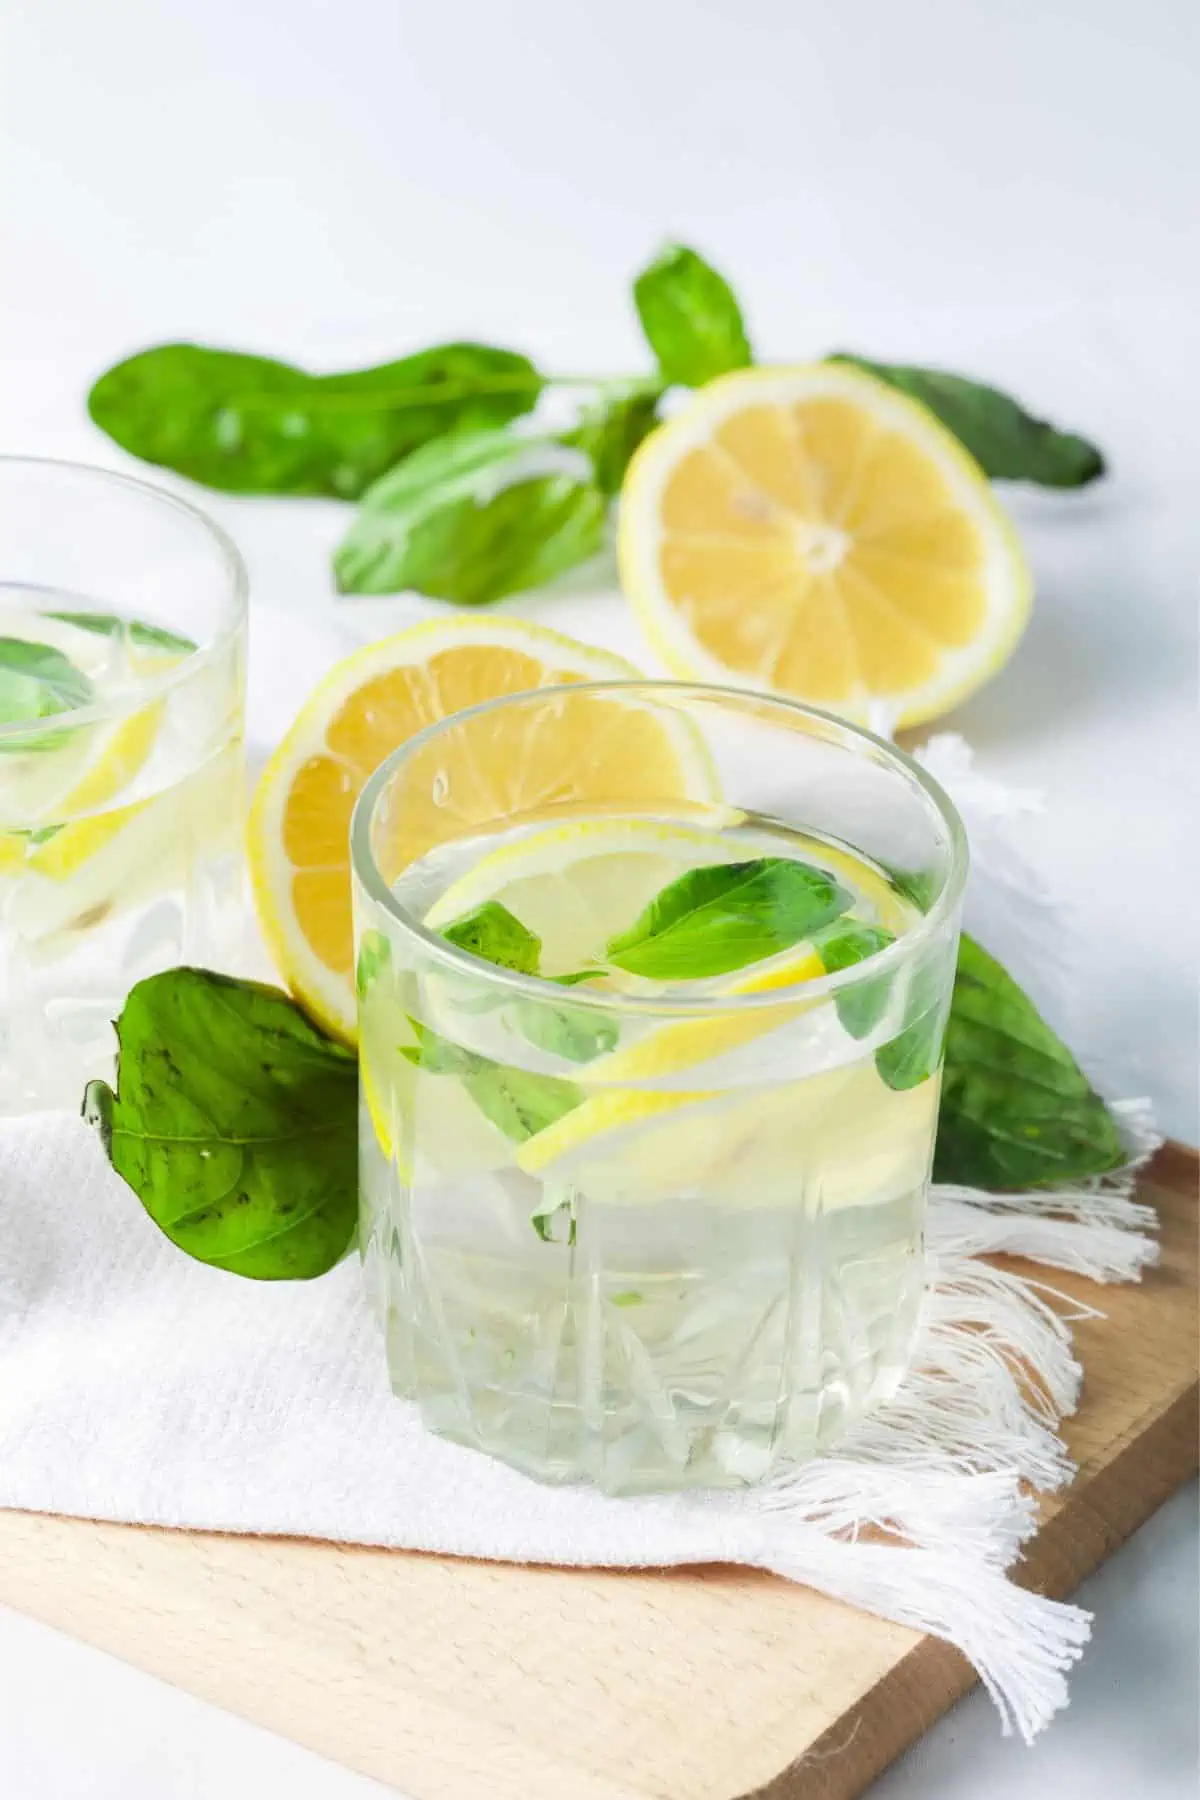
(352, 681), (965, 1493)
(0, 457), (247, 1112)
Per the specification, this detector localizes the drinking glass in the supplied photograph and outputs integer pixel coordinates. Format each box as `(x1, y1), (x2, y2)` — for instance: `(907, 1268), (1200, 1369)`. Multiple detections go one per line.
(0, 457), (247, 1112)
(352, 681), (966, 1493)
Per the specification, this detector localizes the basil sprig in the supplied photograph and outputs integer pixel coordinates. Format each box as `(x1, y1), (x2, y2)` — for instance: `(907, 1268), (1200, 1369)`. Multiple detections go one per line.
(85, 243), (1104, 610)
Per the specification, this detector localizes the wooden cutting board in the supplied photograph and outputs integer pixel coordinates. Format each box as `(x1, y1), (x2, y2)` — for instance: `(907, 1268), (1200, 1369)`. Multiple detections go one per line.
(1, 1142), (1195, 1800)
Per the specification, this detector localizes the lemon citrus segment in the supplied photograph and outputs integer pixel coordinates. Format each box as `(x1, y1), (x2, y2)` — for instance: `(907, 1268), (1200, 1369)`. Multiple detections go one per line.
(248, 616), (719, 1042)
(619, 361), (1031, 728)
(517, 1059), (940, 1211)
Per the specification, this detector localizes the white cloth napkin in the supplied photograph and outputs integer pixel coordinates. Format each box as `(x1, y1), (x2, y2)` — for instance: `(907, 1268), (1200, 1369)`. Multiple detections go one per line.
(0, 598), (1159, 1742)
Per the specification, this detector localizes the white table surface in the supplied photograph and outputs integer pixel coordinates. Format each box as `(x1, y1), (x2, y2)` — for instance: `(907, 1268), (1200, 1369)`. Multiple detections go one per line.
(2, 1), (1197, 1793)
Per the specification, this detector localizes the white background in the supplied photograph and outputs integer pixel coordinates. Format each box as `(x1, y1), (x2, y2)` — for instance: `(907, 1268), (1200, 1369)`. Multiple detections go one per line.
(2, 1), (1197, 1795)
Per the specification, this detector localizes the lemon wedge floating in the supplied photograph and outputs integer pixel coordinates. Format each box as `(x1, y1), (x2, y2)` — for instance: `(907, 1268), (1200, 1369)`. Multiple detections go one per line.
(618, 361), (1031, 728)
(248, 615), (719, 1042)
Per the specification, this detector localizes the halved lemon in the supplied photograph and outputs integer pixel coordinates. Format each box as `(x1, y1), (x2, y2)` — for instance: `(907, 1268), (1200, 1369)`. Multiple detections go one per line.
(618, 361), (1031, 728)
(249, 615), (718, 1041)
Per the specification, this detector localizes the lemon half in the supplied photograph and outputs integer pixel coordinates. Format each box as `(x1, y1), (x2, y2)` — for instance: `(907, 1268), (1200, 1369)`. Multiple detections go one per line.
(619, 361), (1031, 728)
(249, 616), (718, 1041)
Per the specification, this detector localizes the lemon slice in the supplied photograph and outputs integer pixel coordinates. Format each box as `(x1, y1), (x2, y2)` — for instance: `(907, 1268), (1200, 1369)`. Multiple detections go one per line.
(516, 1060), (939, 1212)
(426, 810), (906, 993)
(424, 815), (802, 969)
(619, 361), (1031, 728)
(249, 615), (718, 1042)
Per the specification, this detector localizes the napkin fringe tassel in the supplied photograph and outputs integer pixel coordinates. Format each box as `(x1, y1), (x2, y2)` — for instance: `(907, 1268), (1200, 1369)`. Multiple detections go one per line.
(697, 1108), (1161, 1742)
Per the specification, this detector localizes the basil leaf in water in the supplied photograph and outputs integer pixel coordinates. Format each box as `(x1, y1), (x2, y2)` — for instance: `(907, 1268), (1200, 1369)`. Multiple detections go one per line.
(434, 900), (615, 1067)
(0, 637), (93, 754)
(48, 610), (197, 656)
(605, 857), (852, 981)
(400, 1019), (583, 1142)
(440, 900), (541, 975)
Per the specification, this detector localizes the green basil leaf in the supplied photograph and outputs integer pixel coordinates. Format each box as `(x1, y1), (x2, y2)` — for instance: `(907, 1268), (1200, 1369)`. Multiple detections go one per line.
(934, 933), (1124, 1186)
(606, 857), (851, 980)
(830, 355), (1105, 488)
(465, 1063), (582, 1142)
(0, 637), (94, 754)
(435, 903), (614, 1064)
(333, 427), (607, 602)
(49, 610), (197, 656)
(812, 917), (946, 1090)
(633, 244), (753, 387)
(355, 928), (392, 998)
(564, 382), (663, 494)
(402, 1016), (582, 1142)
(87, 969), (359, 1279)
(399, 1016), (480, 1077)
(814, 921), (896, 1037)
(88, 342), (543, 499)
(530, 1189), (577, 1245)
(440, 900), (541, 974)
(882, 865), (940, 914)
(516, 998), (618, 1064)
(876, 1001), (945, 1092)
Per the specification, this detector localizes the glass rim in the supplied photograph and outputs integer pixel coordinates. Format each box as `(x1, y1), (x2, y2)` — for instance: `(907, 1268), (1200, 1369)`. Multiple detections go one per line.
(0, 454), (248, 746)
(351, 678), (969, 1017)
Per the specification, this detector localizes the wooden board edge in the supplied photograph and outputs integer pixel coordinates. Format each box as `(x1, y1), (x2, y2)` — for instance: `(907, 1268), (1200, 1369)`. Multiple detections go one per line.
(745, 1374), (1199, 1800)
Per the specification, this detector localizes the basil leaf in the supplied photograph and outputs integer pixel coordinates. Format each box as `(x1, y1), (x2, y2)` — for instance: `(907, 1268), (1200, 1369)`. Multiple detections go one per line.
(333, 426), (607, 602)
(565, 382), (663, 494)
(436, 903), (614, 1063)
(466, 1063), (582, 1142)
(441, 900), (541, 974)
(830, 355), (1105, 488)
(633, 244), (753, 387)
(49, 610), (197, 656)
(399, 1016), (479, 1077)
(402, 1017), (581, 1142)
(606, 857), (851, 981)
(516, 998), (618, 1064)
(530, 1189), (577, 1245)
(0, 637), (94, 753)
(355, 928), (392, 998)
(876, 999), (945, 1092)
(814, 921), (896, 1038)
(934, 933), (1124, 1187)
(88, 342), (543, 499)
(882, 865), (940, 914)
(87, 969), (359, 1280)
